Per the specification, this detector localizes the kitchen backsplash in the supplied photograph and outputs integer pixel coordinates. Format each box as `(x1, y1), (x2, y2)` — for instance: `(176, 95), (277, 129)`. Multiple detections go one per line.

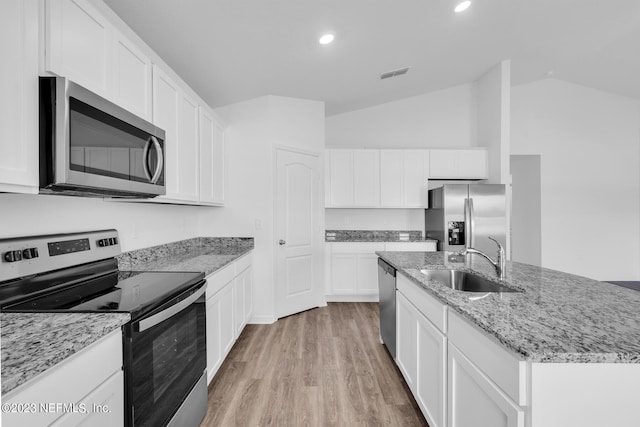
(325, 230), (424, 242)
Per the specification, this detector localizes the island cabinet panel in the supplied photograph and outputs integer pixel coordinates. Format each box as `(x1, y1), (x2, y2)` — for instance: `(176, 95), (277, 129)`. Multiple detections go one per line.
(396, 288), (447, 427)
(2, 330), (123, 427)
(448, 311), (526, 405)
(529, 363), (640, 427)
(0, 0), (39, 194)
(448, 344), (524, 427)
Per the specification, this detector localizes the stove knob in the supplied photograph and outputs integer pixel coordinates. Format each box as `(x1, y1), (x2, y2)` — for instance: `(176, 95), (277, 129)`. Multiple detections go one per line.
(23, 249), (33, 259)
(32, 248), (39, 258)
(108, 238), (115, 245)
(3, 251), (15, 262)
(98, 239), (106, 247)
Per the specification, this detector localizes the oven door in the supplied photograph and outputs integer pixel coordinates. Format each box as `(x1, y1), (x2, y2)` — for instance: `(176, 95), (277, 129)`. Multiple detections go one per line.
(124, 280), (207, 427)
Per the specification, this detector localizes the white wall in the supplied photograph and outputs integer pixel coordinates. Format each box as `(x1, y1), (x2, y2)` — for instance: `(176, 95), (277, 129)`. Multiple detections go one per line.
(511, 78), (640, 280)
(0, 194), (202, 251)
(325, 209), (424, 231)
(205, 95), (325, 323)
(477, 60), (511, 185)
(326, 83), (477, 148)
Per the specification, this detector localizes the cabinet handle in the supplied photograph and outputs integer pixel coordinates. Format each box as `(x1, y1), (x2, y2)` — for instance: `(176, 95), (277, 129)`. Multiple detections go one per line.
(279, 240), (286, 245)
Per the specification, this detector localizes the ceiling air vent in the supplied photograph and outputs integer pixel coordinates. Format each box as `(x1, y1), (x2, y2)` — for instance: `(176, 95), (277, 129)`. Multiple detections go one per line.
(380, 67), (410, 80)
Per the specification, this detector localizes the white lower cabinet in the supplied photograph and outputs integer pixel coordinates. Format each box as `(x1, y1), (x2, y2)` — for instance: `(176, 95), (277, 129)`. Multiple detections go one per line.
(397, 280), (447, 427)
(2, 330), (124, 427)
(448, 344), (524, 427)
(205, 253), (253, 384)
(326, 241), (437, 301)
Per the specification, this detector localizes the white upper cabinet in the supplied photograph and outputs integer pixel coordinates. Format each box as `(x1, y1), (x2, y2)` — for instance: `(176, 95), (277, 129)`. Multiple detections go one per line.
(326, 148), (429, 208)
(112, 32), (152, 121)
(46, 0), (154, 120)
(429, 149), (488, 179)
(152, 65), (181, 199)
(177, 92), (200, 202)
(353, 150), (380, 207)
(199, 106), (225, 205)
(46, 0), (112, 98)
(380, 149), (429, 208)
(0, 0), (39, 194)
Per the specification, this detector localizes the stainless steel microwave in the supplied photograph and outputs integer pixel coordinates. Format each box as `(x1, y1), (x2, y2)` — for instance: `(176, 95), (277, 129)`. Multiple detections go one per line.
(39, 77), (166, 198)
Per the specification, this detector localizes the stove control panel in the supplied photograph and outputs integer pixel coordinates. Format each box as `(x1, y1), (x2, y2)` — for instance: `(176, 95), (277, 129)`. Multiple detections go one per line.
(0, 229), (120, 282)
(3, 248), (39, 263)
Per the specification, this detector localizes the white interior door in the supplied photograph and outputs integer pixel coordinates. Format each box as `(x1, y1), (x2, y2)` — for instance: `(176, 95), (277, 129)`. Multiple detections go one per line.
(275, 147), (322, 318)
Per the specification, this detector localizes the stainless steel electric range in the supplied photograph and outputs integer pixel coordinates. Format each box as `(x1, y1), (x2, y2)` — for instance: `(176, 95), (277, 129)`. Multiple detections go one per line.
(0, 230), (208, 427)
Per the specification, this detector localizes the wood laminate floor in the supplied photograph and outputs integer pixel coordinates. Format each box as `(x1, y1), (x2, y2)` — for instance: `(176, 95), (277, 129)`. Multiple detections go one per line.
(201, 302), (429, 427)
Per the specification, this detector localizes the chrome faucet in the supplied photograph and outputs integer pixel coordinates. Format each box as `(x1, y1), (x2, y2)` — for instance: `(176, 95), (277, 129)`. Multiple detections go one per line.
(458, 236), (506, 280)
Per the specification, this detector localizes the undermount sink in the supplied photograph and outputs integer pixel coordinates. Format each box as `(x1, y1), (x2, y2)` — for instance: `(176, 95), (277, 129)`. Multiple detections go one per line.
(419, 269), (520, 293)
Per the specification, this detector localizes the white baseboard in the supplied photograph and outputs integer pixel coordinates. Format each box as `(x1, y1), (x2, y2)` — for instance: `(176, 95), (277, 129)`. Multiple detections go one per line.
(325, 294), (379, 303)
(248, 315), (277, 324)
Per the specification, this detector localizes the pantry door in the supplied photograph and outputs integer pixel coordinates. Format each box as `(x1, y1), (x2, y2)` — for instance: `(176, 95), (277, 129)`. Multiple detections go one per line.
(275, 147), (322, 319)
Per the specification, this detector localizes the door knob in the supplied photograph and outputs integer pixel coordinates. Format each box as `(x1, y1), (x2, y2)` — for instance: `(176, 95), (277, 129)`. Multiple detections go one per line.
(279, 240), (286, 245)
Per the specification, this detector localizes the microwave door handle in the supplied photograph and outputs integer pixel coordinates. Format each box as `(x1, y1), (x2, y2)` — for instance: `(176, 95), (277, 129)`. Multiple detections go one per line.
(138, 284), (206, 332)
(149, 136), (164, 184)
(142, 138), (153, 181)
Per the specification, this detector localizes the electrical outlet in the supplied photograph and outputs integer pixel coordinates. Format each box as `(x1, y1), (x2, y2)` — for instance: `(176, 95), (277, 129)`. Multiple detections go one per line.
(255, 219), (263, 230)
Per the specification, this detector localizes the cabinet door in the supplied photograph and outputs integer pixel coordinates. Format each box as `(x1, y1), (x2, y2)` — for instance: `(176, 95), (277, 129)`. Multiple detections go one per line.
(206, 292), (223, 384)
(416, 311), (447, 427)
(356, 252), (381, 294)
(112, 33), (152, 120)
(448, 344), (524, 427)
(46, 0), (112, 97)
(457, 150), (488, 179)
(327, 150), (353, 206)
(50, 371), (124, 427)
(177, 93), (200, 201)
(199, 107), (225, 205)
(330, 253), (357, 294)
(396, 292), (417, 391)
(353, 150), (380, 207)
(220, 282), (235, 356)
(380, 150), (403, 207)
(233, 274), (245, 337)
(429, 150), (458, 178)
(403, 150), (429, 207)
(242, 267), (253, 324)
(152, 66), (180, 198)
(0, 0), (39, 193)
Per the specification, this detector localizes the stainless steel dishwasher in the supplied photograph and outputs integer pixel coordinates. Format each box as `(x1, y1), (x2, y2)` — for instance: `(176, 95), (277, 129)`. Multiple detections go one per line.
(378, 258), (397, 359)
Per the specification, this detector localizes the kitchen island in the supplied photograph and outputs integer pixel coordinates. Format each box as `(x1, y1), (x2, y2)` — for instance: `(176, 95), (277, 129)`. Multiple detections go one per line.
(377, 250), (640, 427)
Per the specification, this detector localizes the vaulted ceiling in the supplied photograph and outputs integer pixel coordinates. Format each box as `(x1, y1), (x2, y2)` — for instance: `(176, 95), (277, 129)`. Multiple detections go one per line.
(104, 0), (640, 116)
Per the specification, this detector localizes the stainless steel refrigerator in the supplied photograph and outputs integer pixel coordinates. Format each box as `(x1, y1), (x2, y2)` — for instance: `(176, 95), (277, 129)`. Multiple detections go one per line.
(425, 184), (506, 254)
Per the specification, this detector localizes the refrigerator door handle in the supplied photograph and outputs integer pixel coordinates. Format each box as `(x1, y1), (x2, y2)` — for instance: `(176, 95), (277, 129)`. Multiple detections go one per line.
(465, 198), (476, 249)
(464, 198), (470, 249)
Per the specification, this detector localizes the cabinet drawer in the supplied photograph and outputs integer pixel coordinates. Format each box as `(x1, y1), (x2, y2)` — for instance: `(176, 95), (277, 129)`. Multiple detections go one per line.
(234, 252), (252, 273)
(397, 273), (447, 333)
(448, 311), (526, 405)
(206, 262), (235, 299)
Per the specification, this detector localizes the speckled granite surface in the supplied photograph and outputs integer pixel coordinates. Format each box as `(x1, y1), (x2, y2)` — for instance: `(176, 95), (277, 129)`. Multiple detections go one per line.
(326, 230), (434, 242)
(377, 251), (640, 363)
(1, 237), (253, 396)
(117, 237), (254, 275)
(1, 313), (130, 395)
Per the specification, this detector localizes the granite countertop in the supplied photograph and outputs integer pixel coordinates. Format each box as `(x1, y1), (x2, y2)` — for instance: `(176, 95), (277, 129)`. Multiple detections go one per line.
(117, 237), (254, 275)
(1, 313), (130, 395)
(326, 230), (437, 243)
(1, 236), (254, 396)
(377, 251), (640, 363)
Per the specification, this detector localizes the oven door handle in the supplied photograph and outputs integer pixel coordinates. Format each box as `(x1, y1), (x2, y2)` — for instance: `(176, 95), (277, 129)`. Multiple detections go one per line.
(138, 283), (206, 332)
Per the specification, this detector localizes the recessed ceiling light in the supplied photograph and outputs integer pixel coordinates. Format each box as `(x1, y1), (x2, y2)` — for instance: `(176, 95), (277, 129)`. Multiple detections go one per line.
(319, 33), (335, 45)
(454, 1), (472, 13)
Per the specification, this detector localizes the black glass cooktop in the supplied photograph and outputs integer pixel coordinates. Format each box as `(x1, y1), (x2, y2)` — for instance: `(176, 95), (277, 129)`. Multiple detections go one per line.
(0, 260), (204, 320)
